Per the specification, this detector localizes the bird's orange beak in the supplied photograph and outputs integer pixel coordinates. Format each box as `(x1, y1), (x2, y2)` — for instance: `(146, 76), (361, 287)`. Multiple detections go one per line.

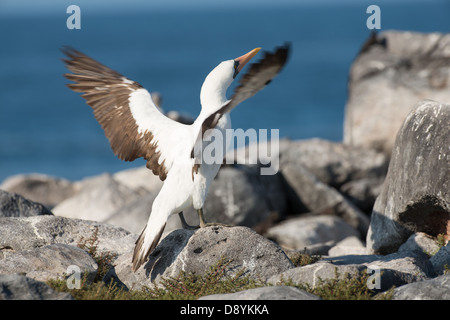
(234, 47), (261, 75)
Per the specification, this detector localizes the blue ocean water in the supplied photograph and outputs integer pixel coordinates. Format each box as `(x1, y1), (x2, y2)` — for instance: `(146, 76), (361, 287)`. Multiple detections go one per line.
(1, 2), (449, 181)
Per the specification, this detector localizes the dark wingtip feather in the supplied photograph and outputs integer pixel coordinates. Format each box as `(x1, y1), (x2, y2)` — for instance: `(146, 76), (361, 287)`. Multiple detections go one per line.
(278, 41), (291, 64)
(60, 46), (82, 64)
(131, 223), (166, 272)
(260, 42), (291, 69)
(132, 228), (146, 272)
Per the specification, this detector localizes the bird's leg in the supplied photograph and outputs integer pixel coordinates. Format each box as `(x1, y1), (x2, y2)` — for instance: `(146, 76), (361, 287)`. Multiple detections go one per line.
(180, 209), (230, 229)
(178, 211), (199, 230)
(197, 208), (207, 228)
(198, 208), (234, 228)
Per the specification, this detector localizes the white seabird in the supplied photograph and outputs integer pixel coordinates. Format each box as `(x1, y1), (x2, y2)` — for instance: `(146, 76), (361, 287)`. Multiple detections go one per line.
(62, 44), (290, 271)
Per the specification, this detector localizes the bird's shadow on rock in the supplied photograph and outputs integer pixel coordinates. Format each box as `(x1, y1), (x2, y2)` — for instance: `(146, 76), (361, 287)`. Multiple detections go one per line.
(142, 228), (196, 282)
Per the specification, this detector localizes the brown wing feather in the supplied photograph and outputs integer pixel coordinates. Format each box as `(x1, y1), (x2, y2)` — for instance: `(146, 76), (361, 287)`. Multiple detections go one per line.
(61, 47), (168, 180)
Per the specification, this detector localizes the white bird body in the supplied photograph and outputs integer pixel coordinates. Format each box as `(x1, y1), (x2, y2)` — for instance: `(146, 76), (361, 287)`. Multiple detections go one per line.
(192, 113), (231, 209)
(62, 44), (289, 271)
(138, 103), (231, 263)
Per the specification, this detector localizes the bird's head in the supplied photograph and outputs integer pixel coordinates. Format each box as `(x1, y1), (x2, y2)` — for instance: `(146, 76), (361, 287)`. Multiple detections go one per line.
(232, 47), (261, 79)
(200, 47), (261, 111)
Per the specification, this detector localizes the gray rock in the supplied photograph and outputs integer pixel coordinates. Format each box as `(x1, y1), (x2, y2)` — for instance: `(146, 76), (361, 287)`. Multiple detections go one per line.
(280, 164), (370, 236)
(265, 215), (361, 253)
(340, 177), (385, 213)
(392, 274), (450, 300)
(112, 226), (294, 290)
(430, 242), (450, 275)
(224, 138), (289, 171)
(183, 165), (287, 228)
(398, 232), (440, 257)
(84, 167), (162, 233)
(279, 138), (388, 188)
(269, 250), (434, 291)
(0, 243), (98, 283)
(52, 173), (145, 222)
(328, 236), (367, 257)
(0, 215), (135, 256)
(344, 31), (450, 155)
(109, 228), (194, 290)
(199, 286), (320, 300)
(0, 189), (53, 217)
(367, 100), (450, 254)
(0, 274), (73, 300)
(351, 251), (435, 290)
(104, 192), (157, 235)
(0, 173), (77, 210)
(269, 260), (364, 289)
(105, 164), (286, 235)
(112, 166), (163, 194)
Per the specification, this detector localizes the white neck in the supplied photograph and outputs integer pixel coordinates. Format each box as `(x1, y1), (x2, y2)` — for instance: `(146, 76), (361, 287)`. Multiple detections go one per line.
(191, 59), (234, 153)
(199, 60), (234, 118)
(200, 78), (228, 111)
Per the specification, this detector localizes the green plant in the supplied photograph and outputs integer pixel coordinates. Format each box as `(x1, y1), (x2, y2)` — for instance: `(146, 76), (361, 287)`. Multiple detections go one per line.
(47, 275), (133, 300)
(76, 226), (117, 282)
(443, 264), (450, 275)
(287, 249), (321, 267)
(436, 233), (448, 248)
(278, 269), (393, 300)
(143, 256), (264, 300)
(47, 229), (395, 300)
(47, 256), (265, 300)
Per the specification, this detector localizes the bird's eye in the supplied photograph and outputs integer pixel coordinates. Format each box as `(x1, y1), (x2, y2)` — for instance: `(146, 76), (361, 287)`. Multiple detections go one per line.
(233, 60), (240, 79)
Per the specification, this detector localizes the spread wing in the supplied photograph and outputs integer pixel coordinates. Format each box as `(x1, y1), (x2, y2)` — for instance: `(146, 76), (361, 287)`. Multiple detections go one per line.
(200, 43), (291, 135)
(62, 46), (187, 181)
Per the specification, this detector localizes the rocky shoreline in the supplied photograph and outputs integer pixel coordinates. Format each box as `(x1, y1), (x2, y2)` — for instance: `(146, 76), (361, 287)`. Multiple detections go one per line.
(1, 30), (449, 300)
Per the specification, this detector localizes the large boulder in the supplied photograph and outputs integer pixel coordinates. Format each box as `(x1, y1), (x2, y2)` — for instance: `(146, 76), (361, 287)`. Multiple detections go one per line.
(367, 100), (450, 254)
(0, 215), (135, 286)
(0, 215), (135, 256)
(344, 31), (450, 155)
(0, 243), (98, 283)
(110, 226), (294, 290)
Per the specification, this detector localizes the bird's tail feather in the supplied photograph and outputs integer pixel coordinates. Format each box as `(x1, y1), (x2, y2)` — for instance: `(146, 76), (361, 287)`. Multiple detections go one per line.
(132, 221), (166, 272)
